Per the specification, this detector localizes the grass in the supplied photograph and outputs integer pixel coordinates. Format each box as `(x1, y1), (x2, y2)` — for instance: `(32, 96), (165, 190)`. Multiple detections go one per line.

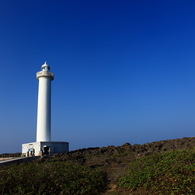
(0, 161), (105, 195)
(2, 147), (195, 194)
(117, 148), (195, 194)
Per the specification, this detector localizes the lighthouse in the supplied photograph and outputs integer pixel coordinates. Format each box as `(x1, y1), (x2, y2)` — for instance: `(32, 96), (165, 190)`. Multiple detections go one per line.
(36, 62), (54, 142)
(22, 62), (69, 156)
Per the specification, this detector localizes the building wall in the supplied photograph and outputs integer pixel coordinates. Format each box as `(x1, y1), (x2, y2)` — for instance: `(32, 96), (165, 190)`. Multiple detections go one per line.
(22, 142), (69, 156)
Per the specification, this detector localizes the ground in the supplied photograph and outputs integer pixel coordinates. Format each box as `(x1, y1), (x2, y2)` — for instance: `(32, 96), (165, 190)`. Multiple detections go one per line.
(41, 136), (195, 194)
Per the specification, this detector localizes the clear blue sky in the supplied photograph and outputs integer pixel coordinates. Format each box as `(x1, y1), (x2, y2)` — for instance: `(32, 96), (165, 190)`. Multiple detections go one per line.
(1, 0), (195, 153)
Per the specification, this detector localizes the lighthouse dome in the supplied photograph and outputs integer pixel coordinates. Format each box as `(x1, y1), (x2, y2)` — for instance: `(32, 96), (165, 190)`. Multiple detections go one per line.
(41, 62), (50, 71)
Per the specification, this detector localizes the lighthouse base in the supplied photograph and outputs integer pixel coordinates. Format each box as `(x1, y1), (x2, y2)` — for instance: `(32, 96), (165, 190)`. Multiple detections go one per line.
(22, 141), (69, 156)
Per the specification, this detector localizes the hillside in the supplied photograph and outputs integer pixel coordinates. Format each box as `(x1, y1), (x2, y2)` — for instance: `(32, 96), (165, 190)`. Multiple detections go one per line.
(1, 136), (195, 194)
(43, 136), (195, 194)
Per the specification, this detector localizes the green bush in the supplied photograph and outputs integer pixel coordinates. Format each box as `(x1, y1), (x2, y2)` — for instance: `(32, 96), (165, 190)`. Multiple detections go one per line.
(0, 161), (105, 195)
(118, 148), (195, 194)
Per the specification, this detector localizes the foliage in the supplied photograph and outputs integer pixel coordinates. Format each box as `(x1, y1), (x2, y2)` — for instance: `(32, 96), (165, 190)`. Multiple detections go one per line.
(117, 148), (195, 194)
(0, 161), (105, 195)
(0, 153), (22, 158)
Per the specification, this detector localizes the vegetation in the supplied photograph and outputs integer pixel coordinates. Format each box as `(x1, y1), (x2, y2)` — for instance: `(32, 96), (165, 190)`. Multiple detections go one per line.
(0, 161), (105, 195)
(117, 148), (195, 194)
(0, 153), (21, 158)
(2, 139), (195, 194)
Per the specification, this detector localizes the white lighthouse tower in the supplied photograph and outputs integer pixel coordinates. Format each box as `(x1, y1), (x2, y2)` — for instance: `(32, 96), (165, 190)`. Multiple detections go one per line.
(22, 62), (69, 156)
(36, 62), (53, 142)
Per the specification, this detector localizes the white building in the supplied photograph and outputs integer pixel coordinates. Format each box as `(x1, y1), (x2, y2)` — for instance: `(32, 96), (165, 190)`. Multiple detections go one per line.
(22, 62), (69, 156)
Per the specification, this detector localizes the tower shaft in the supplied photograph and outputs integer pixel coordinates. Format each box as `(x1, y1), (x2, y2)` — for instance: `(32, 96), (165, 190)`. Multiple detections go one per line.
(36, 62), (54, 142)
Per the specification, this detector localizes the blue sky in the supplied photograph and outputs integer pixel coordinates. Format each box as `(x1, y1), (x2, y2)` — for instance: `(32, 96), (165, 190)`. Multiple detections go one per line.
(1, 0), (195, 153)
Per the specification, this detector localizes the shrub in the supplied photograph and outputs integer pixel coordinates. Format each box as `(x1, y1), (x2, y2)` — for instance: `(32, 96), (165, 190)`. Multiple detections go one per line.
(117, 148), (195, 194)
(0, 161), (105, 195)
